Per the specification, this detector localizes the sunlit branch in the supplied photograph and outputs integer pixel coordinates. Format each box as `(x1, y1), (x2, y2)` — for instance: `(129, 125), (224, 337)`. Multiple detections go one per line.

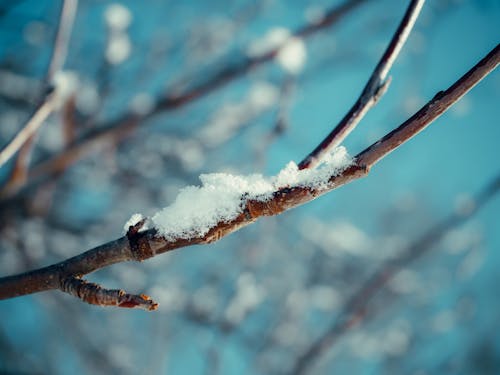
(0, 43), (497, 308)
(299, 0), (425, 169)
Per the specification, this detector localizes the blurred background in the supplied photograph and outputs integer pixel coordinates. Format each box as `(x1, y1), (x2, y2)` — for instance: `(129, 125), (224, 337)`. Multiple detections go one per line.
(0, 0), (499, 374)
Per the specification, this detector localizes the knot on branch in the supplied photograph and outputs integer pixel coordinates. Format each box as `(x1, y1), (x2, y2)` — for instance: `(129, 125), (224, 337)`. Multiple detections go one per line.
(60, 277), (158, 311)
(126, 219), (154, 261)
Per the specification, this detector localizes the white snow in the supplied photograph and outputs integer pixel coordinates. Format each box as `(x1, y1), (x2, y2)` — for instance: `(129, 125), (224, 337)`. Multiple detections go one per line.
(105, 4), (132, 31)
(247, 27), (307, 74)
(106, 33), (131, 65)
(276, 37), (307, 74)
(130, 92), (155, 115)
(146, 147), (353, 241)
(52, 70), (78, 105)
(123, 213), (145, 234)
(104, 4), (132, 65)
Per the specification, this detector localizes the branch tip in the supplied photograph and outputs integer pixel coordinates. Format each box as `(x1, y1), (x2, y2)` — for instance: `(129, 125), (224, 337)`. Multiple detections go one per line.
(60, 277), (158, 311)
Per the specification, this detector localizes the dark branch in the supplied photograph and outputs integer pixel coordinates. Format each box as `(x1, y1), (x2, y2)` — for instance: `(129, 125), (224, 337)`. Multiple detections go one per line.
(299, 0), (425, 169)
(356, 43), (500, 167)
(0, 20), (497, 311)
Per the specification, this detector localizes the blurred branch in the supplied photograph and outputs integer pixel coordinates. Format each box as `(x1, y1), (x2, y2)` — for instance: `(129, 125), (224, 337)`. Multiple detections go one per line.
(299, 0), (424, 169)
(0, 42), (497, 308)
(0, 96), (57, 168)
(290, 172), (500, 375)
(47, 0), (78, 83)
(0, 0), (77, 170)
(3, 0), (370, 198)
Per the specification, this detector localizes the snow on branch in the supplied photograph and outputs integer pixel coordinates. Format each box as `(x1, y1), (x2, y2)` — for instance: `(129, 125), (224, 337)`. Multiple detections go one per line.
(0, 4), (498, 310)
(152, 147), (352, 241)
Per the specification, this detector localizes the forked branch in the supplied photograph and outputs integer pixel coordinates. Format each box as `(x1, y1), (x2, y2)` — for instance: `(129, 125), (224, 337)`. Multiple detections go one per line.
(299, 0), (425, 169)
(0, 42), (498, 309)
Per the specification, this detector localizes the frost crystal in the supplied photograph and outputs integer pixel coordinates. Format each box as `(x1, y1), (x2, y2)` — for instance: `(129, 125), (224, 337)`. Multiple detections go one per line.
(145, 147), (353, 241)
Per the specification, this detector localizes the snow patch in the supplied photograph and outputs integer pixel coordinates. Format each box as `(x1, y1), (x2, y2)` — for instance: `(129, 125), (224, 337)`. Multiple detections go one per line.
(123, 213), (145, 234)
(247, 27), (307, 74)
(105, 4), (132, 31)
(276, 37), (307, 74)
(136, 147), (352, 241)
(52, 70), (78, 105)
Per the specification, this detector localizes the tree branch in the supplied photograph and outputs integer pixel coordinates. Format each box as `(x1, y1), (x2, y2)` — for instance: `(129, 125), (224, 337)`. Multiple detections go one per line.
(357, 43), (500, 167)
(0, 41), (497, 308)
(299, 0), (425, 169)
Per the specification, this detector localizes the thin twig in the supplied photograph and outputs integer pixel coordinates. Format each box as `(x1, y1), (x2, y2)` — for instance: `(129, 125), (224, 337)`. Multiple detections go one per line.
(0, 0), (78, 169)
(0, 97), (57, 168)
(47, 0), (78, 82)
(290, 171), (500, 375)
(61, 277), (158, 311)
(0, 43), (497, 308)
(356, 43), (500, 167)
(299, 0), (425, 169)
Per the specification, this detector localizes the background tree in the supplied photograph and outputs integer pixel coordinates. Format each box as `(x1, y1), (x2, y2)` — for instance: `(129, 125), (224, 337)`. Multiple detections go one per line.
(0, 0), (499, 374)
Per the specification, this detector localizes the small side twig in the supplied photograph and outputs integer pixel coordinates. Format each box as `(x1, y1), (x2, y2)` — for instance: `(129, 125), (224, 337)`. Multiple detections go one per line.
(299, 0), (425, 169)
(61, 277), (158, 311)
